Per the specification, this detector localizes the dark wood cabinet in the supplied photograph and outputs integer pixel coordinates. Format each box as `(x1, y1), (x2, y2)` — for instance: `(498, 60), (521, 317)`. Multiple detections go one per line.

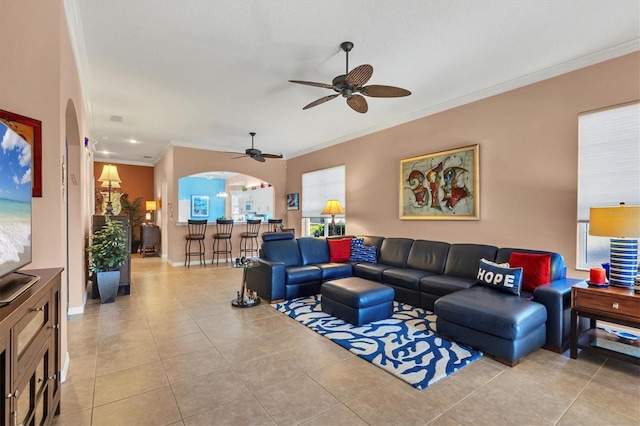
(140, 224), (160, 257)
(0, 268), (62, 425)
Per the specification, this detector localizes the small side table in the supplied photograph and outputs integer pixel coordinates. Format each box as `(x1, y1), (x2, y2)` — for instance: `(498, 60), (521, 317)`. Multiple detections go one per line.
(231, 262), (260, 308)
(140, 224), (160, 257)
(570, 282), (640, 365)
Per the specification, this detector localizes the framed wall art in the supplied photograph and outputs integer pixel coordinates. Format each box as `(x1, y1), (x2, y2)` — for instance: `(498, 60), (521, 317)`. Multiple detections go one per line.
(287, 193), (299, 210)
(0, 109), (42, 197)
(400, 144), (479, 220)
(191, 195), (209, 218)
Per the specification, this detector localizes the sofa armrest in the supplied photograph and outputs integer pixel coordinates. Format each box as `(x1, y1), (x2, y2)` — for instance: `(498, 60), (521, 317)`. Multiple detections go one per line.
(533, 278), (583, 352)
(246, 259), (286, 301)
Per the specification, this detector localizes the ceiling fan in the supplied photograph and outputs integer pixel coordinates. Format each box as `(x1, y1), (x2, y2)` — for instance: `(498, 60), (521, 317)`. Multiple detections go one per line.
(232, 132), (283, 163)
(289, 41), (411, 114)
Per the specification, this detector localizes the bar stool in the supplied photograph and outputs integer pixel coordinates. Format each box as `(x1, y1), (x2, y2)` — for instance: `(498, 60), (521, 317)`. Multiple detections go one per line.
(212, 219), (234, 265)
(239, 219), (261, 259)
(184, 219), (207, 267)
(267, 218), (283, 232)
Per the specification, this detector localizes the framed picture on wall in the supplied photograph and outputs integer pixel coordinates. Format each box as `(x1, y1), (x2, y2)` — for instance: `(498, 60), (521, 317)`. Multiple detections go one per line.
(400, 144), (479, 220)
(0, 109), (42, 197)
(287, 193), (299, 210)
(191, 195), (209, 218)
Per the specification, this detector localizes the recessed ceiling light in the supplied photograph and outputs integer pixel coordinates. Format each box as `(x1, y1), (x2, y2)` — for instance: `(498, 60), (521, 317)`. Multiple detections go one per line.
(101, 151), (110, 155)
(129, 139), (137, 144)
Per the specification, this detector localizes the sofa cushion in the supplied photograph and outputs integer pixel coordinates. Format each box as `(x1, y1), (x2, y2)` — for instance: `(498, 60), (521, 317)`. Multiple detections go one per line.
(382, 268), (434, 290)
(318, 263), (353, 281)
(285, 265), (322, 285)
(496, 248), (566, 282)
(378, 238), (414, 268)
(328, 238), (352, 263)
(419, 274), (477, 297)
(476, 258), (523, 296)
(297, 237), (330, 265)
(508, 252), (551, 292)
(406, 240), (450, 274)
(350, 245), (377, 263)
(262, 234), (301, 267)
(434, 286), (547, 341)
(353, 262), (391, 281)
(444, 244), (498, 279)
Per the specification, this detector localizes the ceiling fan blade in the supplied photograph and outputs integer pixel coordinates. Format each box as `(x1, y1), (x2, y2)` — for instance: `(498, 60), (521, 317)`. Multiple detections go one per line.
(346, 64), (373, 87)
(362, 85), (411, 98)
(346, 95), (368, 114)
(303, 94), (339, 110)
(252, 154), (266, 163)
(262, 153), (284, 159)
(231, 154), (249, 160)
(288, 80), (334, 90)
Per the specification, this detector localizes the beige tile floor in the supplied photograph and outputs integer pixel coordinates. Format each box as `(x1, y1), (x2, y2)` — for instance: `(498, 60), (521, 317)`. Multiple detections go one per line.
(52, 256), (640, 426)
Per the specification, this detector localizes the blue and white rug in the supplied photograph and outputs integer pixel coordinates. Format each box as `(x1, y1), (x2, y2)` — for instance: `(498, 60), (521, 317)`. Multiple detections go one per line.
(273, 295), (482, 390)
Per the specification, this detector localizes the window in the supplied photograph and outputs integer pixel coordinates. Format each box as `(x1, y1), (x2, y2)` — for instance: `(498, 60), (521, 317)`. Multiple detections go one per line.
(301, 165), (346, 236)
(577, 102), (640, 269)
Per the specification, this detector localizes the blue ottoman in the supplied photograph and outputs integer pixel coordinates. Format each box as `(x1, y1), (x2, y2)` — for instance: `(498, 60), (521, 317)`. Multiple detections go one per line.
(434, 286), (547, 366)
(321, 277), (395, 326)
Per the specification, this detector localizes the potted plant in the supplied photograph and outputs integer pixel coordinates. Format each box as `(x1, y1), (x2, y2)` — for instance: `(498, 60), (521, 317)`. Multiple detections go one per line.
(87, 215), (128, 303)
(120, 195), (144, 253)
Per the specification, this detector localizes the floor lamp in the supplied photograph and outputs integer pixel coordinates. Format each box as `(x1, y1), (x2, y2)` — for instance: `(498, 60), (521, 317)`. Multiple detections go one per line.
(321, 199), (345, 236)
(589, 203), (640, 287)
(98, 164), (122, 215)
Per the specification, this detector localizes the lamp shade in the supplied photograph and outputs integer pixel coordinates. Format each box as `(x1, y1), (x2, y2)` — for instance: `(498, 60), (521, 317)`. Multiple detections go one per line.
(321, 199), (345, 216)
(98, 164), (122, 183)
(145, 201), (157, 211)
(589, 204), (640, 238)
(100, 180), (121, 188)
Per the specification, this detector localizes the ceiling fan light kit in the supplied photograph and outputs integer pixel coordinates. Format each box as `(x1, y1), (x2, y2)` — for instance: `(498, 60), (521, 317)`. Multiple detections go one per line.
(289, 41), (411, 113)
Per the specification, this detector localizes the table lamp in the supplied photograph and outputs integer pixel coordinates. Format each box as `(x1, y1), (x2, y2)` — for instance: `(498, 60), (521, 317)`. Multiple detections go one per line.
(145, 200), (157, 223)
(589, 203), (640, 287)
(98, 164), (122, 215)
(321, 199), (345, 236)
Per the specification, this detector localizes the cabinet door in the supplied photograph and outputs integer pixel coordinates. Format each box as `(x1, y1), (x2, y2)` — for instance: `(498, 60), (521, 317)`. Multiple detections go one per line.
(12, 292), (51, 385)
(48, 284), (61, 420)
(1, 334), (9, 426)
(13, 342), (50, 426)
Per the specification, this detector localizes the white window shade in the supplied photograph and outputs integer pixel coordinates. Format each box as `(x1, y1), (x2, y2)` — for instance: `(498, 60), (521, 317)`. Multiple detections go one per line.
(302, 165), (345, 218)
(578, 102), (640, 221)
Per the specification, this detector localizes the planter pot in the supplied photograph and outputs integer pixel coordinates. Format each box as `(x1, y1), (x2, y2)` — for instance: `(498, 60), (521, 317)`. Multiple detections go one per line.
(96, 270), (120, 303)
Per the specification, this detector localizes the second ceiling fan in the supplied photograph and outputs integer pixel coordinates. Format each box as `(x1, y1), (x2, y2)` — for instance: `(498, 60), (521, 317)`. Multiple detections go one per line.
(289, 41), (411, 114)
(233, 132), (283, 162)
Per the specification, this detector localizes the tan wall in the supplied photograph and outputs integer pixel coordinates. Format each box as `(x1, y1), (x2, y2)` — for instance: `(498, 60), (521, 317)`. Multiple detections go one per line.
(156, 146), (287, 264)
(1, 0), (92, 374)
(285, 52), (640, 279)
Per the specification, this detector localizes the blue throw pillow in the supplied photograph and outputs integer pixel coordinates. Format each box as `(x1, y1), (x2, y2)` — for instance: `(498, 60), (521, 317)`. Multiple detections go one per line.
(476, 258), (523, 296)
(351, 238), (364, 248)
(350, 245), (377, 263)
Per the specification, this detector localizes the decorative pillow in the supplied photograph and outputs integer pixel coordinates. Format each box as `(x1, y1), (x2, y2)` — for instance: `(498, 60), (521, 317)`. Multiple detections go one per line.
(509, 252), (551, 292)
(476, 258), (523, 296)
(328, 238), (352, 263)
(350, 245), (377, 263)
(351, 238), (364, 248)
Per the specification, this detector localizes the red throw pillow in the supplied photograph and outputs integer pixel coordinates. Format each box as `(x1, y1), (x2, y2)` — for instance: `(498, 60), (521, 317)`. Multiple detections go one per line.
(509, 252), (551, 292)
(328, 238), (352, 263)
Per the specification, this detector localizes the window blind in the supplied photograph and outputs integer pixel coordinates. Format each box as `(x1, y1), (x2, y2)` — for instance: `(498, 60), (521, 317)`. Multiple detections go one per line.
(577, 102), (640, 221)
(301, 165), (345, 218)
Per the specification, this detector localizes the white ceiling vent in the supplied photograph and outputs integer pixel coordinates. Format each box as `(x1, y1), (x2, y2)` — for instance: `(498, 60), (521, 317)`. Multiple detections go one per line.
(109, 115), (123, 123)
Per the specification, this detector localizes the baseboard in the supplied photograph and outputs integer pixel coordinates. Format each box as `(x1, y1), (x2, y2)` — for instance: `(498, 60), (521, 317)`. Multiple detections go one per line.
(67, 305), (84, 315)
(60, 351), (70, 383)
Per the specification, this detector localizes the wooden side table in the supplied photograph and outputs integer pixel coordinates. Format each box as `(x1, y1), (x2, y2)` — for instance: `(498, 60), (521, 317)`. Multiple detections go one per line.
(140, 224), (160, 257)
(570, 282), (640, 365)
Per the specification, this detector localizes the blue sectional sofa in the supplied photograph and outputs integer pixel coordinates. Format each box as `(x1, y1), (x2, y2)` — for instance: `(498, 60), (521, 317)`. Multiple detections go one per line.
(245, 232), (583, 364)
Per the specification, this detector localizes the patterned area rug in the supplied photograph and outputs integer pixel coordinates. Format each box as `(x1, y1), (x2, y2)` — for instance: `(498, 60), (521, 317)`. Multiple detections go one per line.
(274, 295), (482, 390)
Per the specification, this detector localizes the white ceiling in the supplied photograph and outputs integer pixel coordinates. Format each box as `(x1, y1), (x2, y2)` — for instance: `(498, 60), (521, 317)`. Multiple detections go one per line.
(64, 0), (640, 166)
